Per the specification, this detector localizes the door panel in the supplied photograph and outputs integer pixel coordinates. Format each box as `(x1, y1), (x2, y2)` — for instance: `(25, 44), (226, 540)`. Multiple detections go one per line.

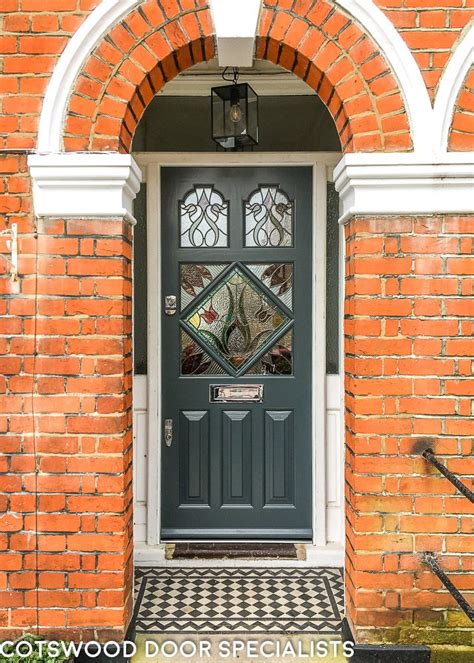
(161, 167), (313, 539)
(222, 410), (252, 506)
(264, 410), (295, 506)
(179, 410), (209, 506)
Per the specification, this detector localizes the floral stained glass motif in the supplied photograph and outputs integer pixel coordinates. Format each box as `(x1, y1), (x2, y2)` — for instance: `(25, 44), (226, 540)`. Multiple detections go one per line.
(183, 266), (290, 374)
(181, 331), (225, 376)
(180, 185), (229, 248)
(180, 264), (227, 311)
(246, 264), (293, 310)
(245, 331), (293, 375)
(245, 185), (293, 247)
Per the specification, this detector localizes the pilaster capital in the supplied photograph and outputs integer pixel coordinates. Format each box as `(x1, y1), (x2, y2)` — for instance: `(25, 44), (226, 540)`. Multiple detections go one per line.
(334, 153), (474, 224)
(28, 153), (142, 221)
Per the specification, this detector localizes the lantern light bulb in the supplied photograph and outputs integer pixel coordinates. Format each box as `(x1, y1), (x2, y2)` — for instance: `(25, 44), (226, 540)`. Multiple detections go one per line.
(229, 101), (242, 124)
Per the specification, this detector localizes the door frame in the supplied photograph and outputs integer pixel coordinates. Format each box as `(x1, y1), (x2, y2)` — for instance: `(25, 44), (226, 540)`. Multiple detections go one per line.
(134, 152), (342, 550)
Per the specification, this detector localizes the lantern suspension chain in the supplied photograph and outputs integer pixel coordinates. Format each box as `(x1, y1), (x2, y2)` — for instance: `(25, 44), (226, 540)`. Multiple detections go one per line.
(222, 67), (240, 85)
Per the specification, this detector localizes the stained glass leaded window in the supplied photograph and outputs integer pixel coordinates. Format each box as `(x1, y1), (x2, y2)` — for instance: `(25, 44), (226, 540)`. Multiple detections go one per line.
(245, 185), (293, 247)
(246, 264), (293, 310)
(182, 266), (290, 374)
(180, 185), (229, 248)
(180, 330), (225, 376)
(180, 263), (227, 310)
(245, 330), (293, 375)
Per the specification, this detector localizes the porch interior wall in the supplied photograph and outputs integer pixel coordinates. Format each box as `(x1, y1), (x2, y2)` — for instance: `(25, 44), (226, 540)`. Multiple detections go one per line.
(132, 95), (341, 152)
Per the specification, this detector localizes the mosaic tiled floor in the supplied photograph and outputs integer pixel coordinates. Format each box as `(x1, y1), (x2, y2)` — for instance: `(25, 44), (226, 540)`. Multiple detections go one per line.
(134, 567), (344, 634)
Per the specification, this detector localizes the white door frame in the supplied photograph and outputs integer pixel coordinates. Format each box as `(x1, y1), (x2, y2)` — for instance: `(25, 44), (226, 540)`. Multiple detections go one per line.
(133, 151), (343, 566)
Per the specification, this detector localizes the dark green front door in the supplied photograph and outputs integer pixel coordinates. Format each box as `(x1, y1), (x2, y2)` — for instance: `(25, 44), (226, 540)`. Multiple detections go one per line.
(161, 167), (313, 540)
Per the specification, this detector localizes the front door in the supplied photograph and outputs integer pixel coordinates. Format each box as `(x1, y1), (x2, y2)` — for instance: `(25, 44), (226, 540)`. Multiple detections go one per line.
(161, 166), (313, 539)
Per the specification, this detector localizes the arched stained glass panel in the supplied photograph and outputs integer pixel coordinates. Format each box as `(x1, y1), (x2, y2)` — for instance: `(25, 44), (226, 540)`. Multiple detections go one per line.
(180, 185), (229, 248)
(245, 185), (293, 247)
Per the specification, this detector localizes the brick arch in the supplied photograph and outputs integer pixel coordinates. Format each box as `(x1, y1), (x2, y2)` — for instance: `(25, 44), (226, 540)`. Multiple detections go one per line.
(64, 1), (215, 152)
(256, 2), (411, 152)
(448, 64), (474, 151)
(64, 0), (412, 153)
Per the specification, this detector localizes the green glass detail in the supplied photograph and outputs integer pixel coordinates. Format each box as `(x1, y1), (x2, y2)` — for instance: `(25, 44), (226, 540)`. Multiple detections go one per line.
(247, 263), (293, 310)
(183, 266), (290, 373)
(180, 263), (227, 310)
(181, 330), (225, 376)
(245, 330), (293, 375)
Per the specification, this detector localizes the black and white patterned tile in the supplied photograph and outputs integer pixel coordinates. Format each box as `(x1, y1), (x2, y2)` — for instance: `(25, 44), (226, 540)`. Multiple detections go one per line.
(134, 567), (344, 634)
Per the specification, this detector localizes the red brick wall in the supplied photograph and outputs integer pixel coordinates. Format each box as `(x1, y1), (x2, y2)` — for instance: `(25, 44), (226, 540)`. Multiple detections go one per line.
(0, 192), (134, 639)
(374, 0), (474, 100)
(344, 215), (474, 644)
(0, 0), (102, 150)
(449, 64), (474, 150)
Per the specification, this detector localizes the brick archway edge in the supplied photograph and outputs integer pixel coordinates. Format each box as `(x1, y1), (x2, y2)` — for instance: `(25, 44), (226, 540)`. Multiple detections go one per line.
(28, 0), (474, 220)
(60, 1), (416, 154)
(35, 0), (438, 155)
(36, 1), (474, 157)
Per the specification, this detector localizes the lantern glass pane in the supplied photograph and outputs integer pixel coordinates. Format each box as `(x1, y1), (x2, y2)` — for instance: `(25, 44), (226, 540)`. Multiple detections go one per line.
(211, 83), (258, 149)
(246, 87), (258, 144)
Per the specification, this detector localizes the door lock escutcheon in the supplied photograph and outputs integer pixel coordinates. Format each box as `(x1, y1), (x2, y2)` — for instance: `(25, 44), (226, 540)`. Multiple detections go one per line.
(164, 295), (177, 316)
(164, 419), (173, 447)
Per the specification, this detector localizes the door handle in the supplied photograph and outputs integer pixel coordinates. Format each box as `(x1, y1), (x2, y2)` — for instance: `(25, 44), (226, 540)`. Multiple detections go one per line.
(164, 419), (173, 447)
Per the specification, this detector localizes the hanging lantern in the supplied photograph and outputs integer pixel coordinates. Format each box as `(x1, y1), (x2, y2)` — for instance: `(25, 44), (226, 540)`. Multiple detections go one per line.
(211, 68), (259, 150)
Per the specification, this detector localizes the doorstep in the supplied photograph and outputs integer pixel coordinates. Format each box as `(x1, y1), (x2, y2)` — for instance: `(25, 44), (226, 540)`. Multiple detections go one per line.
(134, 543), (344, 567)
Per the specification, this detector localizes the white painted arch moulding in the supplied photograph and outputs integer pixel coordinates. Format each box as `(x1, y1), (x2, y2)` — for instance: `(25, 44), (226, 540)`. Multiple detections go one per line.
(37, 0), (140, 153)
(37, 0), (434, 155)
(335, 0), (432, 155)
(434, 23), (474, 154)
(27, 151), (474, 222)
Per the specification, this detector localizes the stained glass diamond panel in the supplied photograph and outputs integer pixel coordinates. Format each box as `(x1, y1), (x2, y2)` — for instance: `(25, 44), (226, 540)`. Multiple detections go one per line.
(183, 266), (290, 373)
(181, 331), (226, 376)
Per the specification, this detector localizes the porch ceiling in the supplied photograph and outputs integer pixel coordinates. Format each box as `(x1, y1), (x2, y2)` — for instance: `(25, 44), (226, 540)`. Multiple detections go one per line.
(151, 58), (313, 97)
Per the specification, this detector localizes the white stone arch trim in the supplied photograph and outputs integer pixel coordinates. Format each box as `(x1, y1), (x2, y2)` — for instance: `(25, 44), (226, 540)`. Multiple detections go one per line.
(38, 0), (140, 152)
(37, 0), (432, 154)
(433, 22), (474, 154)
(335, 0), (432, 154)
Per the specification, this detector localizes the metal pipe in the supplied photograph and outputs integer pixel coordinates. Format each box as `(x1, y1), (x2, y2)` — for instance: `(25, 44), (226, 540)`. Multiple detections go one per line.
(422, 448), (474, 503)
(422, 553), (474, 622)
